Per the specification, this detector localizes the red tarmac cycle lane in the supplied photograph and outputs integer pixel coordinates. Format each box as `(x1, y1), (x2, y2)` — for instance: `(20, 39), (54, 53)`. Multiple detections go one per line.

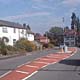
(0, 48), (76, 80)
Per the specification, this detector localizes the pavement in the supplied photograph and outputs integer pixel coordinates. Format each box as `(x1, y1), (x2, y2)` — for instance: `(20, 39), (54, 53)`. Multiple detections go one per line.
(0, 47), (76, 80)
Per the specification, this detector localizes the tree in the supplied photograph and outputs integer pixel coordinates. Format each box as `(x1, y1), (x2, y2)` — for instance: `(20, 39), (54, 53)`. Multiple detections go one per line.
(64, 26), (69, 32)
(49, 27), (63, 35)
(71, 12), (80, 32)
(71, 12), (77, 29)
(76, 17), (80, 32)
(44, 26), (64, 46)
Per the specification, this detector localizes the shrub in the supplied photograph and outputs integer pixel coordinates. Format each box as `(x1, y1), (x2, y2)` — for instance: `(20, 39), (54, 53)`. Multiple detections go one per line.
(6, 45), (17, 51)
(25, 46), (32, 52)
(0, 40), (7, 55)
(48, 43), (54, 48)
(15, 38), (36, 52)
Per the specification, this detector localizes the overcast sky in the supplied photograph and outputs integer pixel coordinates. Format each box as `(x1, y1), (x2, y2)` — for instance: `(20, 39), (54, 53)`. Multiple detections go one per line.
(0, 0), (80, 33)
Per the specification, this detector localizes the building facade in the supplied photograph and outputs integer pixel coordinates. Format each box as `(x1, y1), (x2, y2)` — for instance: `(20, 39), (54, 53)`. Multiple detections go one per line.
(64, 29), (76, 47)
(0, 20), (34, 46)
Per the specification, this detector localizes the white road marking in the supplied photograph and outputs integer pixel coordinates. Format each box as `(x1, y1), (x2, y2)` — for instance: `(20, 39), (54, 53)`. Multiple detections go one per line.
(34, 61), (50, 64)
(16, 70), (29, 74)
(0, 71), (12, 78)
(40, 58), (52, 60)
(22, 71), (38, 80)
(17, 64), (25, 68)
(46, 56), (60, 59)
(46, 56), (60, 58)
(26, 65), (39, 68)
(0, 48), (77, 80)
(22, 47), (77, 80)
(17, 61), (31, 68)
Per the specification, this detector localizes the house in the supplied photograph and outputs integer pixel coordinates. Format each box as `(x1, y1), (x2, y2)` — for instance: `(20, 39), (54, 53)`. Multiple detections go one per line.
(0, 20), (34, 46)
(64, 29), (76, 46)
(35, 35), (49, 44)
(75, 32), (80, 47)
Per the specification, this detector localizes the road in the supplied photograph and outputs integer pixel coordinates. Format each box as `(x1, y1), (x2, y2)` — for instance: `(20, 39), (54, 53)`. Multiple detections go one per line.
(27, 48), (80, 80)
(0, 48), (58, 76)
(0, 47), (78, 80)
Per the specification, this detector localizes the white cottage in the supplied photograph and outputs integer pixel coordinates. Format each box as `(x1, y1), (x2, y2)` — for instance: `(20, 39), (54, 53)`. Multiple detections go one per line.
(0, 20), (34, 46)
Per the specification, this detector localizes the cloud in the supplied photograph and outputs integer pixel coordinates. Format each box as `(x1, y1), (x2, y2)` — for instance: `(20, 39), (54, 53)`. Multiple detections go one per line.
(1, 11), (50, 20)
(32, 4), (56, 10)
(62, 0), (80, 6)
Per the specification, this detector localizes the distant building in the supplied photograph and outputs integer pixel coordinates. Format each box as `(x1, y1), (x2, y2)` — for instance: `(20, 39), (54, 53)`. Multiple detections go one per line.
(35, 35), (49, 44)
(0, 20), (34, 46)
(64, 29), (76, 46)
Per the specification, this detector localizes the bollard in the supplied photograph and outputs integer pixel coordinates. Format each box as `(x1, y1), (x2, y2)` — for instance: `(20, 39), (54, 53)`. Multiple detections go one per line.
(64, 45), (68, 53)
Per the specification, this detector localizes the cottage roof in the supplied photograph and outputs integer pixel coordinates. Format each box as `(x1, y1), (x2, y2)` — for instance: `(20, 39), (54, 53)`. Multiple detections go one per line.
(0, 20), (25, 29)
(0, 20), (34, 34)
(27, 30), (34, 34)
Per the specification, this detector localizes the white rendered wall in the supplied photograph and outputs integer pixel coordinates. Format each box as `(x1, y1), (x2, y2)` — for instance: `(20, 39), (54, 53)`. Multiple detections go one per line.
(27, 34), (34, 41)
(0, 26), (34, 45)
(0, 26), (20, 45)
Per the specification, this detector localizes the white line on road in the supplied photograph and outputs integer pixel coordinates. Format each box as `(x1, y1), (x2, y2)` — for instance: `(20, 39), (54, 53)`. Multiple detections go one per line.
(34, 61), (50, 64)
(17, 64), (25, 68)
(26, 65), (39, 68)
(16, 70), (29, 74)
(17, 61), (31, 68)
(0, 71), (12, 78)
(46, 55), (60, 58)
(23, 48), (77, 80)
(40, 58), (52, 60)
(22, 71), (38, 80)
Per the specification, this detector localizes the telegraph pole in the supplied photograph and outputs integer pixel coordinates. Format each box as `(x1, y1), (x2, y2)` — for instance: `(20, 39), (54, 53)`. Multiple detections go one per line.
(62, 17), (64, 45)
(62, 17), (65, 30)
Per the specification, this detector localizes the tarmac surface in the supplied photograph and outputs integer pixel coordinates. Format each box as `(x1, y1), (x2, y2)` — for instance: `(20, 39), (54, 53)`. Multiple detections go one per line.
(0, 47), (76, 80)
(27, 48), (80, 80)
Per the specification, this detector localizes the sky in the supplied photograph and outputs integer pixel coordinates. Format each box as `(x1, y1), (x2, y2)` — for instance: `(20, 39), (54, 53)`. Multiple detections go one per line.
(0, 0), (80, 34)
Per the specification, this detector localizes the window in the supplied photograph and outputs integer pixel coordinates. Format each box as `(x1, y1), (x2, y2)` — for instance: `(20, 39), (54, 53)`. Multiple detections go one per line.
(13, 39), (16, 45)
(66, 37), (69, 40)
(13, 28), (16, 33)
(2, 27), (8, 33)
